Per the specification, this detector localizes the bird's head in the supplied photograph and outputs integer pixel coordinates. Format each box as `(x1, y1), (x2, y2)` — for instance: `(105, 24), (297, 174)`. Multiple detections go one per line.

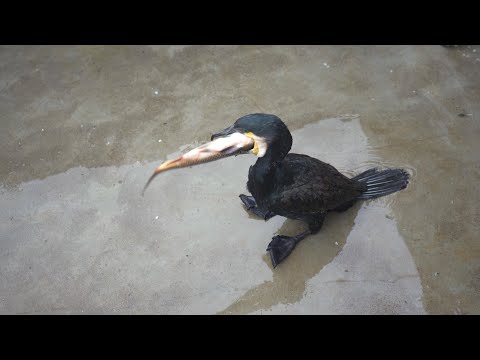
(211, 113), (292, 159)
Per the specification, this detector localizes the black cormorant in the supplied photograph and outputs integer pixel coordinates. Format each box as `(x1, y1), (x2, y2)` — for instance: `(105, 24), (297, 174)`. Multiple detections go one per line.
(143, 113), (409, 268)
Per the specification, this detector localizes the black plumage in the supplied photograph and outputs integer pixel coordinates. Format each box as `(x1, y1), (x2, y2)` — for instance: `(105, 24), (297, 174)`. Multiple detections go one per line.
(144, 111), (410, 268)
(229, 114), (410, 267)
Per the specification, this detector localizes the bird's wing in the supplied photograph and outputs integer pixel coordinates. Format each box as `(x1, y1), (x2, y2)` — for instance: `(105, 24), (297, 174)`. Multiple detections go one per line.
(268, 155), (362, 215)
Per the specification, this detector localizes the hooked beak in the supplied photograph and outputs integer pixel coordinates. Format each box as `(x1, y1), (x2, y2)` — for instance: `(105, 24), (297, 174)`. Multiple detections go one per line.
(142, 127), (254, 196)
(211, 125), (236, 141)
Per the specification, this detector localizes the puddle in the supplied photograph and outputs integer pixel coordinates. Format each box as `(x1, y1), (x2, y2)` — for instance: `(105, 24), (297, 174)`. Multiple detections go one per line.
(0, 115), (424, 314)
(219, 115), (422, 314)
(4, 45), (477, 314)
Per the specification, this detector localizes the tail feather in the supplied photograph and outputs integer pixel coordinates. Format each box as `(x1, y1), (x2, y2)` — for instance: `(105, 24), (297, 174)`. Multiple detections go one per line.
(354, 168), (409, 200)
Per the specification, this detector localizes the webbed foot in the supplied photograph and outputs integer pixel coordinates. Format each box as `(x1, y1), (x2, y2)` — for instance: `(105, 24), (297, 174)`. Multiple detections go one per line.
(239, 194), (276, 221)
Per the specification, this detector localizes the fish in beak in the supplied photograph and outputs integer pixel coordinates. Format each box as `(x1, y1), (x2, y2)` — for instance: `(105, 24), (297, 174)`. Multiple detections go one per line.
(142, 127), (254, 195)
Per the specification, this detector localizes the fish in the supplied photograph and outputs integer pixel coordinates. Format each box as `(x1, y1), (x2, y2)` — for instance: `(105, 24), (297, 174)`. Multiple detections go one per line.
(142, 132), (254, 196)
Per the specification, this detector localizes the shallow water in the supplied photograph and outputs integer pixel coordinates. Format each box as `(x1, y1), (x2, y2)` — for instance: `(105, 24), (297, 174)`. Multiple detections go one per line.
(0, 116), (424, 314)
(1, 45), (479, 314)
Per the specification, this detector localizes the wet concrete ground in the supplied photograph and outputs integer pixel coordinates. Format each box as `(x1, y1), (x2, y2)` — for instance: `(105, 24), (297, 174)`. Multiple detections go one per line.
(1, 45), (479, 314)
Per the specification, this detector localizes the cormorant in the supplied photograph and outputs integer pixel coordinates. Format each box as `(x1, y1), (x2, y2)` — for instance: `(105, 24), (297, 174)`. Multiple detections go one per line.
(143, 113), (409, 268)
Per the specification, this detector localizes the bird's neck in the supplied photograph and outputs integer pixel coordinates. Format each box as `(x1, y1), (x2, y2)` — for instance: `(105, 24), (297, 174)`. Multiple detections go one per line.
(251, 150), (282, 197)
(249, 134), (292, 203)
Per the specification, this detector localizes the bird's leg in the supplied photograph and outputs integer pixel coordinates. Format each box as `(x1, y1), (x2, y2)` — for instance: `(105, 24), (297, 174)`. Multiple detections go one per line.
(267, 213), (326, 268)
(267, 230), (311, 268)
(239, 194), (276, 221)
(239, 194), (257, 209)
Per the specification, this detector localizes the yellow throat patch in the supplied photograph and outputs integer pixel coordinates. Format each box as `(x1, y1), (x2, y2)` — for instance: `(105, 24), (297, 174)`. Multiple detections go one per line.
(244, 132), (259, 156)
